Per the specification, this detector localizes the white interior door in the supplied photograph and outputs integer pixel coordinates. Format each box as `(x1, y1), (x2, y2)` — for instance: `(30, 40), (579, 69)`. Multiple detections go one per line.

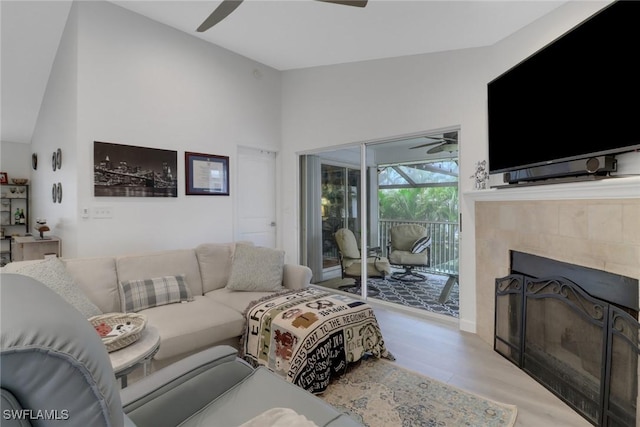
(236, 146), (277, 248)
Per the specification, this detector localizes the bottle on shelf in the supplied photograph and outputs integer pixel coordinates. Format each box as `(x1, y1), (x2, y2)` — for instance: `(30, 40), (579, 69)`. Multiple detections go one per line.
(14, 208), (20, 225)
(19, 209), (25, 225)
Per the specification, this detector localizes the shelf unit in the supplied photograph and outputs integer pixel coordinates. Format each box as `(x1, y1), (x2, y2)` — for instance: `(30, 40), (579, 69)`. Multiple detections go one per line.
(1, 184), (30, 266)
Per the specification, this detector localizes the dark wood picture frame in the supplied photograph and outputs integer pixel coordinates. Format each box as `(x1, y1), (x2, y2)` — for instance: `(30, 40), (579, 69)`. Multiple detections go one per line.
(185, 152), (229, 196)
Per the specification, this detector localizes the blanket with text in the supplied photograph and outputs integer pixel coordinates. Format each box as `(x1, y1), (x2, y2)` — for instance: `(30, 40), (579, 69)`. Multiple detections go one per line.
(242, 288), (392, 394)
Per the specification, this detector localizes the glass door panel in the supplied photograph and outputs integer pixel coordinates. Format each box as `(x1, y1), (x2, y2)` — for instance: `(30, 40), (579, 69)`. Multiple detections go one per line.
(321, 164), (360, 270)
(321, 165), (345, 269)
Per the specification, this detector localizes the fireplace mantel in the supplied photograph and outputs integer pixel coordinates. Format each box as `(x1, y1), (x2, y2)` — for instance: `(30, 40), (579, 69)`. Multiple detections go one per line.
(464, 176), (640, 202)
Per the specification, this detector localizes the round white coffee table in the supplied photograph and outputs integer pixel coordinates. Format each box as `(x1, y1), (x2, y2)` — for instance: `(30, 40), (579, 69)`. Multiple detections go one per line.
(109, 325), (160, 388)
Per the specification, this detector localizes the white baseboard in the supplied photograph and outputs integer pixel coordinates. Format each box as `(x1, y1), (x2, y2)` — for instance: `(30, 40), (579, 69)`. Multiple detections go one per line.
(458, 318), (476, 333)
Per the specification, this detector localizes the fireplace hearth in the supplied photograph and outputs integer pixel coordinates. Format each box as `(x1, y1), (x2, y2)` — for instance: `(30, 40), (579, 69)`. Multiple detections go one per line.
(494, 251), (639, 427)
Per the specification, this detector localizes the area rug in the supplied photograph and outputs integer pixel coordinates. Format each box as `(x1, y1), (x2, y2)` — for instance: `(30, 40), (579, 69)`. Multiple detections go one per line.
(320, 358), (517, 427)
(320, 273), (459, 318)
(370, 275), (459, 318)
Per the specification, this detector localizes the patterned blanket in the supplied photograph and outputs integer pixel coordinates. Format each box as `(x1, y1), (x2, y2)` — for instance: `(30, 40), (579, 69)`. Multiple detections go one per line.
(242, 288), (393, 394)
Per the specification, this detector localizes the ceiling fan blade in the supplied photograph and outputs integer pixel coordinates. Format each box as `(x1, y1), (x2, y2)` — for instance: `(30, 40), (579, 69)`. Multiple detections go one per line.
(197, 0), (244, 32)
(409, 140), (444, 150)
(427, 143), (458, 154)
(316, 0), (368, 7)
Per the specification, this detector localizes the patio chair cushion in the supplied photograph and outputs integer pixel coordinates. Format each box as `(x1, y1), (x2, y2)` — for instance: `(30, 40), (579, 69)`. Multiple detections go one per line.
(390, 224), (429, 252)
(335, 229), (360, 259)
(389, 251), (428, 266)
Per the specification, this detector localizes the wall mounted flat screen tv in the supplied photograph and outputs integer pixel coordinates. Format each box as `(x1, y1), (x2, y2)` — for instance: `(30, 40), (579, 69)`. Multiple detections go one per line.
(488, 0), (640, 177)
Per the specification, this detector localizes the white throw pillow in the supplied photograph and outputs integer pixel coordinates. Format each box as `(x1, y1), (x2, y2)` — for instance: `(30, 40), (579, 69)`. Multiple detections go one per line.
(5, 257), (102, 318)
(239, 408), (318, 427)
(226, 244), (285, 292)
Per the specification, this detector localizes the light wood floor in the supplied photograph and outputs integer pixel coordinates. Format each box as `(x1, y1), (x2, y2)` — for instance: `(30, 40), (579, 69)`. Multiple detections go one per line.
(125, 298), (591, 426)
(369, 302), (592, 427)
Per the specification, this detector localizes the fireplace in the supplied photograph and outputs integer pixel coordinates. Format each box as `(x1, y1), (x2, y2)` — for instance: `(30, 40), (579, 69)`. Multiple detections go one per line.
(494, 251), (639, 427)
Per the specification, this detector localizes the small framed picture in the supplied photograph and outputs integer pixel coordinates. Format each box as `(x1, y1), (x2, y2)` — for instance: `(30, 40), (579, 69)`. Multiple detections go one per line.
(185, 152), (229, 196)
(0, 172), (7, 184)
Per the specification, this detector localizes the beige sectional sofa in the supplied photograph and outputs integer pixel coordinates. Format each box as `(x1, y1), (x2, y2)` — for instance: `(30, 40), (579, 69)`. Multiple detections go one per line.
(2, 242), (312, 365)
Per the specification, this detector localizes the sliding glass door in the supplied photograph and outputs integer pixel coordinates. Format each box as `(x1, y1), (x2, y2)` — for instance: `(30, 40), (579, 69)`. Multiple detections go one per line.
(300, 129), (461, 318)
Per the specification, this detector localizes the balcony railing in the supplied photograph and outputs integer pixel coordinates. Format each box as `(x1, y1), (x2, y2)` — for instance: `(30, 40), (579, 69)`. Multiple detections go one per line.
(378, 219), (459, 276)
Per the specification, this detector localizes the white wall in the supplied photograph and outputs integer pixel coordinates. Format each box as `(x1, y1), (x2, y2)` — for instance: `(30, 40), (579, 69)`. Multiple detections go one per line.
(280, 0), (623, 333)
(31, 1), (281, 257)
(30, 4), (79, 255)
(0, 141), (31, 184)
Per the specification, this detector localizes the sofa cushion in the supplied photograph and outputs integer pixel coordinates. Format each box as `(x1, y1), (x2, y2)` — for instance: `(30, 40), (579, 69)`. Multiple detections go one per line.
(63, 256), (120, 313)
(116, 249), (204, 296)
(226, 245), (284, 292)
(119, 275), (194, 313)
(195, 243), (235, 293)
(2, 257), (102, 318)
(139, 296), (245, 360)
(206, 288), (276, 314)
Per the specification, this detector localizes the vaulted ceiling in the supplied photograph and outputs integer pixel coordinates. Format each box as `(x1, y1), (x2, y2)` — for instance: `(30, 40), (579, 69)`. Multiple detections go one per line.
(1, 0), (567, 145)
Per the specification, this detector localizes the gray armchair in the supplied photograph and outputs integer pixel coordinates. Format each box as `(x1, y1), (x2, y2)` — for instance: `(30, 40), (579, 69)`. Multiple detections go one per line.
(387, 224), (431, 281)
(0, 274), (361, 427)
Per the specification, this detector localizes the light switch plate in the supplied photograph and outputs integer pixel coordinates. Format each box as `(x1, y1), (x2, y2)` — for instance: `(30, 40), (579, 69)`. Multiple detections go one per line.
(92, 206), (113, 219)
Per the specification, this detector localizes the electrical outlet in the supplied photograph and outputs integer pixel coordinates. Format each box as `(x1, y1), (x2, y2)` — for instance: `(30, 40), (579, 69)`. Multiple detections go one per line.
(81, 207), (90, 219)
(93, 206), (113, 219)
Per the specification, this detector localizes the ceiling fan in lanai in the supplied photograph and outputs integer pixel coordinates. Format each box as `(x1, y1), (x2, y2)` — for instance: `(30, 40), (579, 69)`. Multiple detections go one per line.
(197, 0), (368, 32)
(410, 132), (459, 154)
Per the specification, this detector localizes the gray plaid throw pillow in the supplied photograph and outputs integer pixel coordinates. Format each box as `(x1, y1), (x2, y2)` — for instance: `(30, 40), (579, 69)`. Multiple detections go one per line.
(119, 275), (193, 312)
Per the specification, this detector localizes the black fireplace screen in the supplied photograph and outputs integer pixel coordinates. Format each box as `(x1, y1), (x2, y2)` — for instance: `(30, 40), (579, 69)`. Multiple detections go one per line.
(494, 252), (639, 427)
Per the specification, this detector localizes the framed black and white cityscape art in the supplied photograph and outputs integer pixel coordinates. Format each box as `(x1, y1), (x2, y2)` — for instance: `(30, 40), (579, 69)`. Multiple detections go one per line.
(94, 141), (178, 197)
(185, 152), (229, 196)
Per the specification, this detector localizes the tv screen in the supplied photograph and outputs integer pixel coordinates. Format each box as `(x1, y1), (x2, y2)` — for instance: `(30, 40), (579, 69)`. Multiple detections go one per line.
(488, 0), (640, 175)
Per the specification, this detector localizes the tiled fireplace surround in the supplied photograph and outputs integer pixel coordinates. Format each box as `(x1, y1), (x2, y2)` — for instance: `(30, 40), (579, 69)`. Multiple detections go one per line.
(472, 180), (640, 422)
(475, 196), (640, 344)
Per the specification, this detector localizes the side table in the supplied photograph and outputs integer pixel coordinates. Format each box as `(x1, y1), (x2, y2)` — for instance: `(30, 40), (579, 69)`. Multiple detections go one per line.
(109, 325), (160, 388)
(11, 235), (61, 261)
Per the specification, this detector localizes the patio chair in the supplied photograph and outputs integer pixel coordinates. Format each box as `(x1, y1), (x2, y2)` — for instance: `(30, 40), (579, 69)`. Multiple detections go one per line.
(387, 224), (431, 281)
(334, 228), (391, 295)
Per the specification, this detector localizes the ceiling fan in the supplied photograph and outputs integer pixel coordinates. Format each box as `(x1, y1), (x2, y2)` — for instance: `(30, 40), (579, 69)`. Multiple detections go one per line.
(197, 0), (368, 32)
(410, 132), (458, 154)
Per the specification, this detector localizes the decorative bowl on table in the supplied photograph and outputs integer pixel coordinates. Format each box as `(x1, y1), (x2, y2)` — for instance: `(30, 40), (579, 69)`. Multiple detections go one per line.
(11, 178), (28, 185)
(89, 313), (147, 352)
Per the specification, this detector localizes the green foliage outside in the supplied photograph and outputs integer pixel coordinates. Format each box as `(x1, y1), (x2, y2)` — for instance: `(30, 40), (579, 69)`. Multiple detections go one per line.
(378, 186), (458, 223)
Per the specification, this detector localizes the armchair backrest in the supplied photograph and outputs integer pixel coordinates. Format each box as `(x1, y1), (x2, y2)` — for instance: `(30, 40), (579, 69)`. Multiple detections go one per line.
(389, 224), (429, 252)
(1, 274), (125, 427)
(334, 228), (361, 260)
